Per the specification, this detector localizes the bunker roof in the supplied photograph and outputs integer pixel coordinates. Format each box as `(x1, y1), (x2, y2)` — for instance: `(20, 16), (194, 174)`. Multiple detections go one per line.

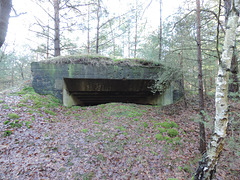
(39, 54), (162, 67)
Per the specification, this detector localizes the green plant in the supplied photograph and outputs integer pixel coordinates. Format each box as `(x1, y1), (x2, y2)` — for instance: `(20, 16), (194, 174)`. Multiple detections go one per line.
(116, 126), (126, 131)
(167, 129), (179, 137)
(26, 121), (31, 128)
(165, 136), (170, 141)
(143, 122), (148, 128)
(44, 109), (57, 116)
(94, 121), (100, 124)
(150, 150), (158, 156)
(160, 121), (171, 128)
(167, 178), (178, 180)
(58, 167), (66, 172)
(160, 121), (179, 129)
(173, 137), (181, 144)
(0, 100), (4, 103)
(8, 113), (20, 119)
(4, 120), (10, 125)
(17, 86), (35, 94)
(158, 127), (167, 133)
(2, 104), (9, 109)
(155, 134), (164, 141)
(82, 129), (88, 133)
(183, 165), (191, 173)
(178, 166), (183, 171)
(170, 121), (179, 128)
(97, 154), (106, 161)
(17, 103), (26, 107)
(3, 130), (13, 136)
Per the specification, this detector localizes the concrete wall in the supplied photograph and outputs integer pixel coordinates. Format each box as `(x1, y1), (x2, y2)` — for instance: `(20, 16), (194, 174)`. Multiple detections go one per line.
(31, 62), (177, 106)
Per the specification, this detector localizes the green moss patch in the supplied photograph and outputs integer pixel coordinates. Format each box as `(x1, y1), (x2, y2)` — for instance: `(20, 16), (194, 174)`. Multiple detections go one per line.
(41, 54), (161, 67)
(8, 113), (20, 119)
(167, 129), (179, 137)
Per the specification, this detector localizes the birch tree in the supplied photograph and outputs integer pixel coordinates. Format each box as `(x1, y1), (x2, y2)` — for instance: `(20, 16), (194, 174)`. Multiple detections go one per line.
(194, 0), (240, 179)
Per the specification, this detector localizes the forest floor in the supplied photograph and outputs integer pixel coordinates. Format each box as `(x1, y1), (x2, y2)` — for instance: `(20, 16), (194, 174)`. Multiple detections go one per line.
(0, 87), (239, 180)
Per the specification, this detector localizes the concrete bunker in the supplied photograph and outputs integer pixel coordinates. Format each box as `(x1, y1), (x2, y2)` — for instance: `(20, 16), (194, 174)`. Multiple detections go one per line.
(31, 55), (181, 106)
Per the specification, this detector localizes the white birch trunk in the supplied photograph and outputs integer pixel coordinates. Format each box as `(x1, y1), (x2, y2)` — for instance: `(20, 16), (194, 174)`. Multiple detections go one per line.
(194, 1), (239, 179)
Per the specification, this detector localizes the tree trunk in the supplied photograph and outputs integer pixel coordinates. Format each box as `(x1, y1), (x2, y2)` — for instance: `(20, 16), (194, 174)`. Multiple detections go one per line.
(128, 25), (131, 58)
(194, 1), (239, 179)
(46, 15), (50, 58)
(229, 47), (239, 94)
(54, 0), (60, 57)
(134, 0), (138, 58)
(158, 0), (162, 62)
(0, 0), (12, 48)
(96, 0), (100, 54)
(87, 3), (90, 54)
(109, 21), (116, 57)
(196, 0), (206, 154)
(179, 50), (187, 108)
(225, 0), (239, 95)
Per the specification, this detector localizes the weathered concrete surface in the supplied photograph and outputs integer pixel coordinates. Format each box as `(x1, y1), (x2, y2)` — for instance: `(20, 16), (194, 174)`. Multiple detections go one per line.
(31, 56), (181, 106)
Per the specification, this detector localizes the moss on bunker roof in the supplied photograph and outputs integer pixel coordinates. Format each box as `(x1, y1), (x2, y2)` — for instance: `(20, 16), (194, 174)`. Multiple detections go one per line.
(40, 54), (162, 67)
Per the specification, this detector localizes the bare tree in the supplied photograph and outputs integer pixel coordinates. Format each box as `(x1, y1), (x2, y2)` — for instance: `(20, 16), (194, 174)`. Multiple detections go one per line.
(194, 0), (240, 179)
(0, 0), (12, 48)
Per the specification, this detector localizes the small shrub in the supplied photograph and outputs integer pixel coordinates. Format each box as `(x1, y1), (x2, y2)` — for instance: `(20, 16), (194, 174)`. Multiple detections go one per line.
(17, 103), (26, 107)
(160, 121), (179, 128)
(16, 87), (35, 95)
(3, 130), (13, 136)
(26, 121), (31, 128)
(8, 113), (20, 119)
(82, 129), (88, 133)
(170, 121), (179, 128)
(178, 166), (183, 171)
(165, 136), (170, 141)
(173, 137), (181, 144)
(155, 134), (164, 141)
(158, 127), (167, 133)
(2, 104), (9, 109)
(44, 109), (56, 116)
(123, 132), (128, 136)
(153, 122), (161, 128)
(143, 122), (148, 128)
(167, 129), (179, 137)
(4, 120), (10, 125)
(10, 122), (16, 128)
(94, 121), (100, 124)
(160, 121), (171, 128)
(183, 165), (191, 173)
(116, 126), (126, 131)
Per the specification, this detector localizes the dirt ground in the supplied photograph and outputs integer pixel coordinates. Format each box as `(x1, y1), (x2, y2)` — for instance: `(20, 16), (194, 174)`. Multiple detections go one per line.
(0, 88), (239, 179)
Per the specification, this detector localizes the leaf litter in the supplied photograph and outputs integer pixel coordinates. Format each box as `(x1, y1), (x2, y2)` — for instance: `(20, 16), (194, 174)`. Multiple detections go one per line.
(0, 89), (239, 180)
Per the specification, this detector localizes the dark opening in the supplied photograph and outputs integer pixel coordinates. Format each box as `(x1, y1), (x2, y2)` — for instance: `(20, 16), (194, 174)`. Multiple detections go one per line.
(63, 78), (157, 106)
